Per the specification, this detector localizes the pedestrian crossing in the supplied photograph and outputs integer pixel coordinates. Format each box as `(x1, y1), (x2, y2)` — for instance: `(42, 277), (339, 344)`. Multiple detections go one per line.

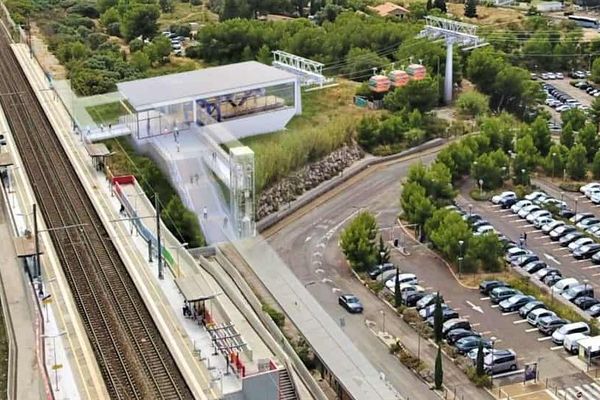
(557, 383), (600, 400)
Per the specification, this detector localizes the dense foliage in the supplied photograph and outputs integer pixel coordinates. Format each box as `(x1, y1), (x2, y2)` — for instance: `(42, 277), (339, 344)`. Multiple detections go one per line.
(339, 211), (378, 272)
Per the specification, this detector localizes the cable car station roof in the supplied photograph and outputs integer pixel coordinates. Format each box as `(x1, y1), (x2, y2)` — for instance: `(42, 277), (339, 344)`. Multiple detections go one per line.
(117, 61), (297, 111)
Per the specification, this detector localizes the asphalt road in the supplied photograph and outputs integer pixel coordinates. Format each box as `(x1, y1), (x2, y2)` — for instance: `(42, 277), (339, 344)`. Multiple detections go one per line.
(268, 150), (495, 400)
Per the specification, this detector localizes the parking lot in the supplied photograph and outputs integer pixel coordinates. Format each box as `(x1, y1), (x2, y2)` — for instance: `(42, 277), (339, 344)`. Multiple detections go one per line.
(551, 78), (594, 107)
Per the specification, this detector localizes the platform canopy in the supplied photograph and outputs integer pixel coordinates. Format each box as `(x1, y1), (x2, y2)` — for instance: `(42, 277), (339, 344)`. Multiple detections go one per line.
(175, 273), (220, 303)
(117, 61), (297, 111)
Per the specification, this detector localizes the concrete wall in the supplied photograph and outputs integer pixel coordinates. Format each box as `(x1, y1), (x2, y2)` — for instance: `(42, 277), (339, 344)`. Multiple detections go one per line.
(241, 370), (279, 400)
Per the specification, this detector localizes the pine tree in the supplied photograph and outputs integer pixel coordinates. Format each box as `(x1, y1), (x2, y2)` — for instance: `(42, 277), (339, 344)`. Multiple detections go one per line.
(435, 346), (443, 390)
(464, 0), (477, 18)
(377, 236), (390, 265)
(433, 294), (443, 343)
(426, 0), (433, 10)
(433, 0), (447, 13)
(220, 0), (238, 20)
(591, 96), (600, 128)
(560, 122), (575, 148)
(394, 268), (401, 307)
(475, 340), (485, 376)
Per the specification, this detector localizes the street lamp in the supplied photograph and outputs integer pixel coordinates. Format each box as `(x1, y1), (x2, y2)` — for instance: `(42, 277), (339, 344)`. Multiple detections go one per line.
(380, 310), (386, 334)
(458, 240), (464, 278)
(43, 331), (67, 392)
(468, 204), (473, 216)
(552, 152), (557, 178)
(560, 191), (564, 203)
(584, 279), (590, 294)
(380, 251), (385, 265)
(501, 166), (507, 181)
(478, 179), (484, 197)
(490, 336), (497, 385)
(575, 198), (579, 214)
(521, 168), (527, 186)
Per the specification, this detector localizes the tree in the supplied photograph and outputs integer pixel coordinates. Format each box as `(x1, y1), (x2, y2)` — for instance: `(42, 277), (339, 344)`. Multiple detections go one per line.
(121, 3), (160, 42)
(456, 90), (488, 117)
(162, 197), (205, 247)
(471, 150), (508, 190)
(426, 210), (472, 261)
(491, 66), (543, 117)
(567, 144), (588, 180)
(159, 0), (174, 12)
(433, 294), (443, 343)
(356, 115), (381, 151)
(220, 0), (240, 20)
(145, 35), (171, 64)
(529, 116), (552, 157)
(100, 7), (120, 28)
(476, 340), (485, 376)
(344, 48), (389, 81)
(593, 57), (600, 84)
(377, 236), (390, 265)
(432, 0), (446, 13)
(400, 182), (435, 229)
(435, 346), (443, 390)
(562, 108), (586, 132)
(465, 233), (504, 273)
(467, 48), (505, 95)
(464, 0), (476, 18)
(543, 144), (569, 178)
(514, 133), (540, 171)
(592, 151), (600, 180)
(130, 50), (151, 71)
(383, 77), (439, 113)
(591, 96), (600, 128)
(561, 122), (575, 148)
(339, 211), (378, 272)
(426, 0), (433, 10)
(577, 123), (599, 161)
(394, 268), (401, 307)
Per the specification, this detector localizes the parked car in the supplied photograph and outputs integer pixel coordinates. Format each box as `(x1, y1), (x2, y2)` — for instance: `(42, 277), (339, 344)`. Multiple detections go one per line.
(492, 191), (516, 204)
(581, 182), (600, 195)
(499, 197), (518, 209)
(542, 220), (564, 234)
(527, 308), (556, 327)
(518, 300), (546, 318)
(338, 294), (363, 313)
(442, 318), (471, 337)
(416, 293), (442, 310)
(402, 291), (427, 307)
(385, 273), (417, 290)
(419, 303), (449, 319)
(525, 191), (547, 202)
(549, 225), (577, 240)
(511, 254), (539, 268)
(426, 309), (460, 326)
(490, 287), (522, 304)
(559, 231), (583, 246)
(455, 336), (492, 355)
(484, 349), (517, 375)
(474, 225), (496, 236)
(534, 216), (554, 229)
(446, 329), (480, 345)
(526, 210), (551, 223)
(538, 315), (569, 335)
(499, 294), (535, 312)
(559, 208), (576, 219)
(571, 213), (594, 224)
(552, 322), (590, 344)
(568, 237), (594, 252)
(367, 263), (396, 279)
(505, 247), (531, 263)
(534, 267), (560, 281)
(577, 218), (600, 230)
(518, 205), (541, 218)
(522, 261), (547, 274)
(573, 243), (600, 259)
(479, 280), (508, 295)
(588, 303), (600, 317)
(563, 332), (589, 354)
(544, 274), (563, 287)
(562, 284), (594, 302)
(551, 278), (580, 295)
(573, 296), (600, 310)
(512, 200), (532, 213)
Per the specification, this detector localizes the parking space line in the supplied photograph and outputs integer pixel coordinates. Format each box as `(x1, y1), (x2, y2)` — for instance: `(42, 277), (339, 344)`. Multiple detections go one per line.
(494, 339), (502, 343)
(471, 323), (480, 327)
(592, 272), (600, 276)
(578, 195), (587, 199)
(583, 265), (600, 270)
(491, 305), (499, 308)
(527, 230), (542, 234)
(502, 311), (519, 316)
(542, 242), (557, 246)
(453, 308), (461, 312)
(525, 328), (538, 333)
(502, 215), (520, 219)
(494, 210), (508, 213)
(550, 345), (563, 351)
(518, 224), (535, 228)
(462, 314), (470, 319)
(513, 320), (528, 325)
(480, 297), (490, 301)
(481, 331), (491, 335)
(553, 247), (570, 252)
(561, 253), (574, 258)
(575, 259), (591, 264)
(537, 337), (552, 342)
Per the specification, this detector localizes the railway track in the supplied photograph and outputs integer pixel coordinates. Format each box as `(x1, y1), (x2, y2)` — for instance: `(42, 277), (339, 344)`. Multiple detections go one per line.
(0, 32), (194, 399)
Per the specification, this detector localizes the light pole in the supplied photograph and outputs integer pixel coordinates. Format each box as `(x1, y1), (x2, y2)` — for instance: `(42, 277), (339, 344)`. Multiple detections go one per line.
(458, 240), (464, 278)
(501, 166), (507, 181)
(380, 251), (385, 266)
(560, 191), (564, 203)
(575, 198), (579, 214)
(490, 336), (497, 385)
(468, 204), (473, 216)
(521, 168), (527, 186)
(552, 152), (557, 178)
(478, 179), (484, 197)
(43, 331), (66, 392)
(380, 310), (386, 334)
(584, 278), (589, 294)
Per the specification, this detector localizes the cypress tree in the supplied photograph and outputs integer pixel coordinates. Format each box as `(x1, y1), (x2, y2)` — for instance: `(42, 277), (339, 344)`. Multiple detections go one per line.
(435, 346), (443, 390)
(476, 340), (485, 376)
(394, 268), (401, 307)
(464, 0), (477, 18)
(433, 294), (443, 343)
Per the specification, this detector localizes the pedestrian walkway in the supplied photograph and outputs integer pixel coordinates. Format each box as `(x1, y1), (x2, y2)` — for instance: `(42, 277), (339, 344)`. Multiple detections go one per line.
(0, 186), (46, 400)
(556, 382), (600, 400)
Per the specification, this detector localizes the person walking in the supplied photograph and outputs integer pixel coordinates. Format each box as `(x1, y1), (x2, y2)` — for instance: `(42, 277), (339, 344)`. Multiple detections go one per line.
(223, 215), (228, 228)
(195, 173), (199, 184)
(203, 207), (208, 220)
(523, 232), (527, 245)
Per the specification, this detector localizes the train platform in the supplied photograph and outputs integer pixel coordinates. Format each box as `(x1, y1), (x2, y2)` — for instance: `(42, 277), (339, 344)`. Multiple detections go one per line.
(11, 43), (299, 400)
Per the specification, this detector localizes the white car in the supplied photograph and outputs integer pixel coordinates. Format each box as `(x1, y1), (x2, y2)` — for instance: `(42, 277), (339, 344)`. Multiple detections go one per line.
(556, 72), (564, 79)
(587, 188), (600, 199)
(568, 237), (594, 252)
(388, 283), (425, 294)
(512, 200), (532, 213)
(525, 191), (547, 202)
(542, 220), (564, 234)
(551, 278), (580, 295)
(527, 308), (556, 327)
(474, 225), (496, 236)
(534, 216), (554, 229)
(492, 191), (516, 205)
(541, 73), (550, 80)
(385, 273), (417, 290)
(518, 205), (541, 219)
(542, 198), (567, 209)
(557, 105), (570, 112)
(526, 210), (551, 223)
(547, 73), (557, 79)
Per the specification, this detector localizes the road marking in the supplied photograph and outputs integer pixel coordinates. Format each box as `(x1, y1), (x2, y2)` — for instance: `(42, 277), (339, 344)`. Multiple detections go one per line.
(551, 345), (563, 351)
(495, 209), (508, 213)
(513, 319), (528, 324)
(313, 260), (322, 266)
(493, 369), (525, 379)
(316, 242), (325, 249)
(313, 252), (322, 258)
(453, 308), (462, 312)
(502, 311), (519, 316)
(578, 195), (587, 199)
(494, 339), (502, 344)
(491, 304), (499, 308)
(592, 272), (600, 276)
(424, 287), (433, 291)
(537, 336), (553, 342)
(502, 214), (520, 219)
(305, 236), (312, 242)
(332, 288), (342, 293)
(519, 224), (535, 228)
(470, 323), (480, 327)
(481, 331), (491, 335)
(462, 314), (471, 319)
(544, 253), (561, 265)
(315, 268), (324, 274)
(527, 229), (542, 234)
(525, 328), (539, 333)
(466, 300), (484, 314)
(575, 259), (590, 263)
(490, 204), (502, 208)
(480, 297), (490, 301)
(562, 253), (575, 258)
(554, 247), (570, 252)
(543, 242), (558, 246)
(321, 278), (333, 284)
(315, 224), (329, 230)
(583, 265), (600, 270)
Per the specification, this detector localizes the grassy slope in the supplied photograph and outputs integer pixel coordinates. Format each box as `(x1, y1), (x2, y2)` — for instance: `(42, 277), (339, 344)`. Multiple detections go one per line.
(157, 1), (218, 29)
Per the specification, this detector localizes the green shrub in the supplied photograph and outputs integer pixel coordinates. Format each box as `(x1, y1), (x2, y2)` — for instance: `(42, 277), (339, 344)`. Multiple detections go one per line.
(559, 182), (583, 192)
(466, 367), (492, 388)
(262, 303), (286, 328)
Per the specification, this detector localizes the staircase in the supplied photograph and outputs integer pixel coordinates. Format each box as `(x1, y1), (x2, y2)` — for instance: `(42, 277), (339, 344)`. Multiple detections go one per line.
(279, 368), (298, 400)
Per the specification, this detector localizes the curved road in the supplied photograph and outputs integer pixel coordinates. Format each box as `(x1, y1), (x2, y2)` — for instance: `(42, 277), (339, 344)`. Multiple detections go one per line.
(266, 149), (491, 400)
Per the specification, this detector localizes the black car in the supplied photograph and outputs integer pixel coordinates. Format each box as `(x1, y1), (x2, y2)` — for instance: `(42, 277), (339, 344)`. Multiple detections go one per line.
(574, 296), (600, 310)
(416, 293), (443, 310)
(544, 273), (563, 287)
(479, 280), (508, 295)
(559, 208), (576, 219)
(490, 287), (521, 304)
(522, 261), (547, 274)
(512, 254), (540, 268)
(591, 251), (600, 264)
(500, 197), (518, 209)
(367, 263), (396, 279)
(338, 294), (363, 313)
(499, 295), (535, 312)
(402, 291), (426, 307)
(538, 316), (569, 335)
(519, 300), (546, 318)
(472, 219), (490, 228)
(465, 213), (483, 224)
(535, 267), (560, 281)
(455, 337), (492, 355)
(559, 232), (583, 246)
(573, 243), (600, 259)
(426, 309), (459, 326)
(446, 329), (480, 345)
(587, 304), (600, 317)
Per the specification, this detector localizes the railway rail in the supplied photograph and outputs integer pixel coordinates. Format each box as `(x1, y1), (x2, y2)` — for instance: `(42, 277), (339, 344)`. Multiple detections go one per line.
(0, 31), (194, 399)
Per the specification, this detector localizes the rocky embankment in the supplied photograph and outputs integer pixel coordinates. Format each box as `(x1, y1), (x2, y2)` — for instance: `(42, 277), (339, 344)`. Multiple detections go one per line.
(257, 145), (364, 220)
